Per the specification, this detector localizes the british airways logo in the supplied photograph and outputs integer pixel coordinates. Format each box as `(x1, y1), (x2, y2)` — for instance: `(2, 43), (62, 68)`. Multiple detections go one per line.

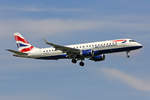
(113, 40), (127, 43)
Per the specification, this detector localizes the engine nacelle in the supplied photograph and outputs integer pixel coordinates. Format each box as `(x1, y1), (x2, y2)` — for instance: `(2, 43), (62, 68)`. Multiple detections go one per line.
(89, 54), (105, 62)
(81, 49), (101, 57)
(81, 49), (92, 57)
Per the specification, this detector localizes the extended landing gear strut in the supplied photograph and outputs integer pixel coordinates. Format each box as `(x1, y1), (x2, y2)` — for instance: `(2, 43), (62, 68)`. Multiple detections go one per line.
(126, 51), (130, 58)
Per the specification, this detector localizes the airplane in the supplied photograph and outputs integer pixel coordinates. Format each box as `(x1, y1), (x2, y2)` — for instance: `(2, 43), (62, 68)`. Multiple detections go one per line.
(7, 32), (143, 66)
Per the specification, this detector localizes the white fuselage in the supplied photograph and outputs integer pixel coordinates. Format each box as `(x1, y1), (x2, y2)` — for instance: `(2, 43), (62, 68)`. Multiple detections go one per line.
(26, 39), (142, 60)
(10, 32), (143, 66)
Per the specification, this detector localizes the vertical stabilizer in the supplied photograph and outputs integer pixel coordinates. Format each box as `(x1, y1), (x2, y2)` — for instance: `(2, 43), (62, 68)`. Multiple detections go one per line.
(14, 32), (34, 53)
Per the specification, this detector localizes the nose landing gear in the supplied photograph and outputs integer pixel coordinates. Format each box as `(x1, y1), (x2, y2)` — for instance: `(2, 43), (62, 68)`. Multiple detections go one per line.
(126, 51), (130, 58)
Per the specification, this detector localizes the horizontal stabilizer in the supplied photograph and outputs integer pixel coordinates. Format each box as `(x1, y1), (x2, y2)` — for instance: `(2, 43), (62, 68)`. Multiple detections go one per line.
(6, 49), (28, 56)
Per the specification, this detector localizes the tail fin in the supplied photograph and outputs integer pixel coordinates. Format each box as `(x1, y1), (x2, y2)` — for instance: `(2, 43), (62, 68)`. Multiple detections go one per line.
(14, 32), (34, 53)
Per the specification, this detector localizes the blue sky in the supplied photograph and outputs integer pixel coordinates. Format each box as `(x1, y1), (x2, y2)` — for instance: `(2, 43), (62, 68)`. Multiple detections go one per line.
(0, 0), (150, 100)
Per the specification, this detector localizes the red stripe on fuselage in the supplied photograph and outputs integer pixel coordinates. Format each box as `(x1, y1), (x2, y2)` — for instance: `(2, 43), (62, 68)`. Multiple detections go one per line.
(14, 35), (29, 44)
(20, 46), (34, 52)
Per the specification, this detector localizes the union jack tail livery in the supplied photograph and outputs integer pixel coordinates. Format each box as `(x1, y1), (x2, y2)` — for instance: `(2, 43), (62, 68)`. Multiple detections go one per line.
(14, 32), (34, 53)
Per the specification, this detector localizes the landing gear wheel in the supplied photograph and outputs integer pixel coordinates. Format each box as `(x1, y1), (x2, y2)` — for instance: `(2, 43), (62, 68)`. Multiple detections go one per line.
(72, 59), (77, 64)
(79, 61), (84, 66)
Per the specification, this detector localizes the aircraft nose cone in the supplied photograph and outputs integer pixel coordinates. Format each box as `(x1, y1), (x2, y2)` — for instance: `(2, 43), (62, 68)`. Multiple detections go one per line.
(137, 43), (143, 49)
(139, 45), (143, 48)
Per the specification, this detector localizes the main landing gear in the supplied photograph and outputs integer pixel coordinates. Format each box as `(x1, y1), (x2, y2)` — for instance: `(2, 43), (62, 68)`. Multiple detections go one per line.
(72, 59), (77, 64)
(79, 61), (84, 66)
(71, 59), (85, 66)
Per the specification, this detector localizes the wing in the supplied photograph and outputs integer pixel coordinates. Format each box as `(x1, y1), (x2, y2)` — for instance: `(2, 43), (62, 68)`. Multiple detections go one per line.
(44, 40), (80, 55)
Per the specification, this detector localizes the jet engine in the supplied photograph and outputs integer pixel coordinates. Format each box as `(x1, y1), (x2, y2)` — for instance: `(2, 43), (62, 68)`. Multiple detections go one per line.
(89, 54), (105, 61)
(81, 49), (101, 57)
(81, 49), (92, 56)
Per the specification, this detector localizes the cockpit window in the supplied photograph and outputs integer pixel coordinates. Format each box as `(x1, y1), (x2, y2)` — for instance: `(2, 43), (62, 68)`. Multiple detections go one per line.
(122, 40), (127, 43)
(129, 40), (136, 42)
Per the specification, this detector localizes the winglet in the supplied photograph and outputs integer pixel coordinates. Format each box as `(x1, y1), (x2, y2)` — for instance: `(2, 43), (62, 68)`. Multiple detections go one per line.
(43, 39), (49, 44)
(44, 39), (55, 47)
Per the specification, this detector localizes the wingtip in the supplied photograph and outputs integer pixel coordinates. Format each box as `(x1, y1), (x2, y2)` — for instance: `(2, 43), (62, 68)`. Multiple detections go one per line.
(43, 39), (49, 44)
